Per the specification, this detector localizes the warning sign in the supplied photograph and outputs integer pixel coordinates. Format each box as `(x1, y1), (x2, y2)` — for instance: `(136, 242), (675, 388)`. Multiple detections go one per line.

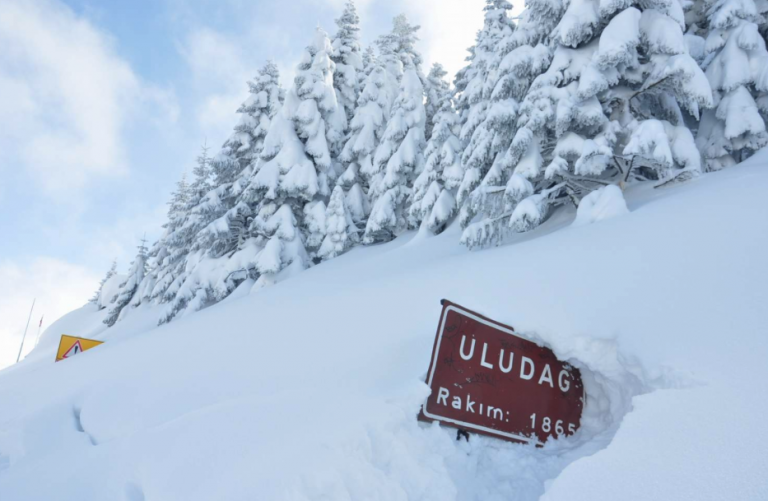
(55, 335), (104, 362)
(419, 300), (585, 445)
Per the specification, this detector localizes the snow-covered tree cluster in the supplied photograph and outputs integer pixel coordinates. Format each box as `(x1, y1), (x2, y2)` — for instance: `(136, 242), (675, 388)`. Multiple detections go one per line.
(101, 0), (768, 326)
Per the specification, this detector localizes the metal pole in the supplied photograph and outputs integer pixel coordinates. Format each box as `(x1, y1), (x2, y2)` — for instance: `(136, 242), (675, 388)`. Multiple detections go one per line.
(16, 299), (35, 364)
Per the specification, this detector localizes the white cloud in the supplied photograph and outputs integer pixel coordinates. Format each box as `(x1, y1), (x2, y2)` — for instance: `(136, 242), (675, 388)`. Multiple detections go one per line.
(0, 0), (177, 196)
(396, 0), (489, 79)
(179, 27), (254, 143)
(0, 258), (99, 370)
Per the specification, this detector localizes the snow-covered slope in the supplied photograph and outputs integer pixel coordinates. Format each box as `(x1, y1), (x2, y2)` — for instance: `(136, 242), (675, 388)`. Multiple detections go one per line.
(2, 152), (768, 500)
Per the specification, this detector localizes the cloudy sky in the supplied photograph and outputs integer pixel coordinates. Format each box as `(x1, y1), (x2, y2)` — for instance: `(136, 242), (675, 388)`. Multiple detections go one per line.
(0, 0), (491, 368)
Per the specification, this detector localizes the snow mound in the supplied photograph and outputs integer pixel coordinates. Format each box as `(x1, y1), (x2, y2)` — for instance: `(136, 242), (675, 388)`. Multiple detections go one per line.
(572, 184), (629, 227)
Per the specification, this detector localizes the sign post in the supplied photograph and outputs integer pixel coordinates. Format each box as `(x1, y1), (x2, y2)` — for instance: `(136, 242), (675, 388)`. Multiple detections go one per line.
(419, 300), (585, 445)
(55, 335), (104, 362)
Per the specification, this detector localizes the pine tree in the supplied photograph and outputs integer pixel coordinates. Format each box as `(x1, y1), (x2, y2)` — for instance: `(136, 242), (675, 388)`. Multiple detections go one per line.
(199, 62), (285, 260)
(153, 63), (289, 321)
(365, 60), (426, 243)
(695, 0), (768, 170)
(247, 27), (345, 287)
(460, 0), (714, 248)
(318, 186), (359, 260)
(336, 153), (371, 225)
(104, 241), (147, 327)
(454, 0), (517, 228)
(89, 259), (117, 308)
(361, 16), (426, 243)
(153, 145), (212, 308)
(293, 28), (347, 196)
(339, 41), (399, 211)
(409, 86), (463, 234)
(212, 62), (285, 186)
(361, 45), (376, 78)
(331, 1), (363, 124)
(424, 63), (450, 142)
(124, 175), (190, 310)
(377, 14), (422, 70)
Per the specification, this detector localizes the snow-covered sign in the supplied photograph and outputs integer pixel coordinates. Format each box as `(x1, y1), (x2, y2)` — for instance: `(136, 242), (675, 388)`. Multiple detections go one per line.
(55, 335), (104, 363)
(420, 301), (584, 444)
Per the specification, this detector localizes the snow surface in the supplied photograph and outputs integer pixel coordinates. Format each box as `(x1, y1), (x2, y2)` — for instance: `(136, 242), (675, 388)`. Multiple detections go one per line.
(2, 152), (768, 500)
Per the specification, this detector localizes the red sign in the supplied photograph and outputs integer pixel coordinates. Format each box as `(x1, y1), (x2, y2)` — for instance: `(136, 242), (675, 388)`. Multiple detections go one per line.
(420, 300), (584, 445)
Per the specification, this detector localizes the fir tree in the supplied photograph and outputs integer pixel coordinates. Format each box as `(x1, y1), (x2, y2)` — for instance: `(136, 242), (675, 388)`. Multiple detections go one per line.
(331, 1), (363, 124)
(377, 14), (422, 70)
(457, 0), (556, 236)
(212, 62), (285, 186)
(153, 145), (212, 307)
(318, 186), (359, 260)
(361, 45), (376, 78)
(365, 60), (426, 243)
(409, 86), (463, 234)
(460, 0), (714, 248)
(424, 63), (450, 142)
(130, 175), (191, 309)
(361, 16), (426, 243)
(162, 63), (291, 314)
(454, 0), (517, 224)
(695, 0), (768, 170)
(293, 27), (347, 196)
(340, 40), (399, 208)
(104, 241), (147, 327)
(200, 62), (284, 260)
(247, 28), (345, 287)
(89, 259), (117, 308)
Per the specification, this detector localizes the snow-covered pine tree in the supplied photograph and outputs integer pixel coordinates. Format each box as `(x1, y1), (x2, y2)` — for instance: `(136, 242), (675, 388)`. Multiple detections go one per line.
(461, 0), (714, 248)
(695, 0), (768, 170)
(454, 0), (520, 231)
(365, 58), (426, 243)
(318, 185), (359, 260)
(133, 245), (156, 309)
(246, 28), (345, 288)
(293, 27), (347, 258)
(156, 65), (287, 325)
(338, 41), (399, 223)
(212, 62), (285, 183)
(454, 0), (516, 198)
(377, 14), (422, 71)
(424, 63), (450, 142)
(104, 241), (147, 327)
(89, 259), (117, 307)
(361, 45), (376, 78)
(138, 173), (190, 306)
(362, 16), (427, 243)
(152, 146), (212, 307)
(331, 1), (363, 125)
(198, 62), (285, 260)
(409, 85), (463, 234)
(336, 146), (371, 225)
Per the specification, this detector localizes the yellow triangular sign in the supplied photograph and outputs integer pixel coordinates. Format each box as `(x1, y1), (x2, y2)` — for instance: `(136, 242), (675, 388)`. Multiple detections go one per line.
(56, 335), (104, 362)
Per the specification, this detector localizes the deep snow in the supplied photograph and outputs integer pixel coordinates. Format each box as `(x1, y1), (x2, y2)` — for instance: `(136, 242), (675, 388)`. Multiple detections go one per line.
(1, 152), (767, 500)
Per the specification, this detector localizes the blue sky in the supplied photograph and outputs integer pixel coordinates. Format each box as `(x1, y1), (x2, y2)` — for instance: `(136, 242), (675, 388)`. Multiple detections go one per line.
(0, 0), (489, 367)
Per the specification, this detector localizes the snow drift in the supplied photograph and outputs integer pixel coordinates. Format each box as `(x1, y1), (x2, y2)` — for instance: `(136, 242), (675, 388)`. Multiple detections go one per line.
(1, 152), (768, 500)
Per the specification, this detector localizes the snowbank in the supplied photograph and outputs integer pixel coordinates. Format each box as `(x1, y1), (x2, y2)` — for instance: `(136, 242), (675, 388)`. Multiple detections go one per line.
(1, 152), (767, 500)
(572, 184), (629, 227)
